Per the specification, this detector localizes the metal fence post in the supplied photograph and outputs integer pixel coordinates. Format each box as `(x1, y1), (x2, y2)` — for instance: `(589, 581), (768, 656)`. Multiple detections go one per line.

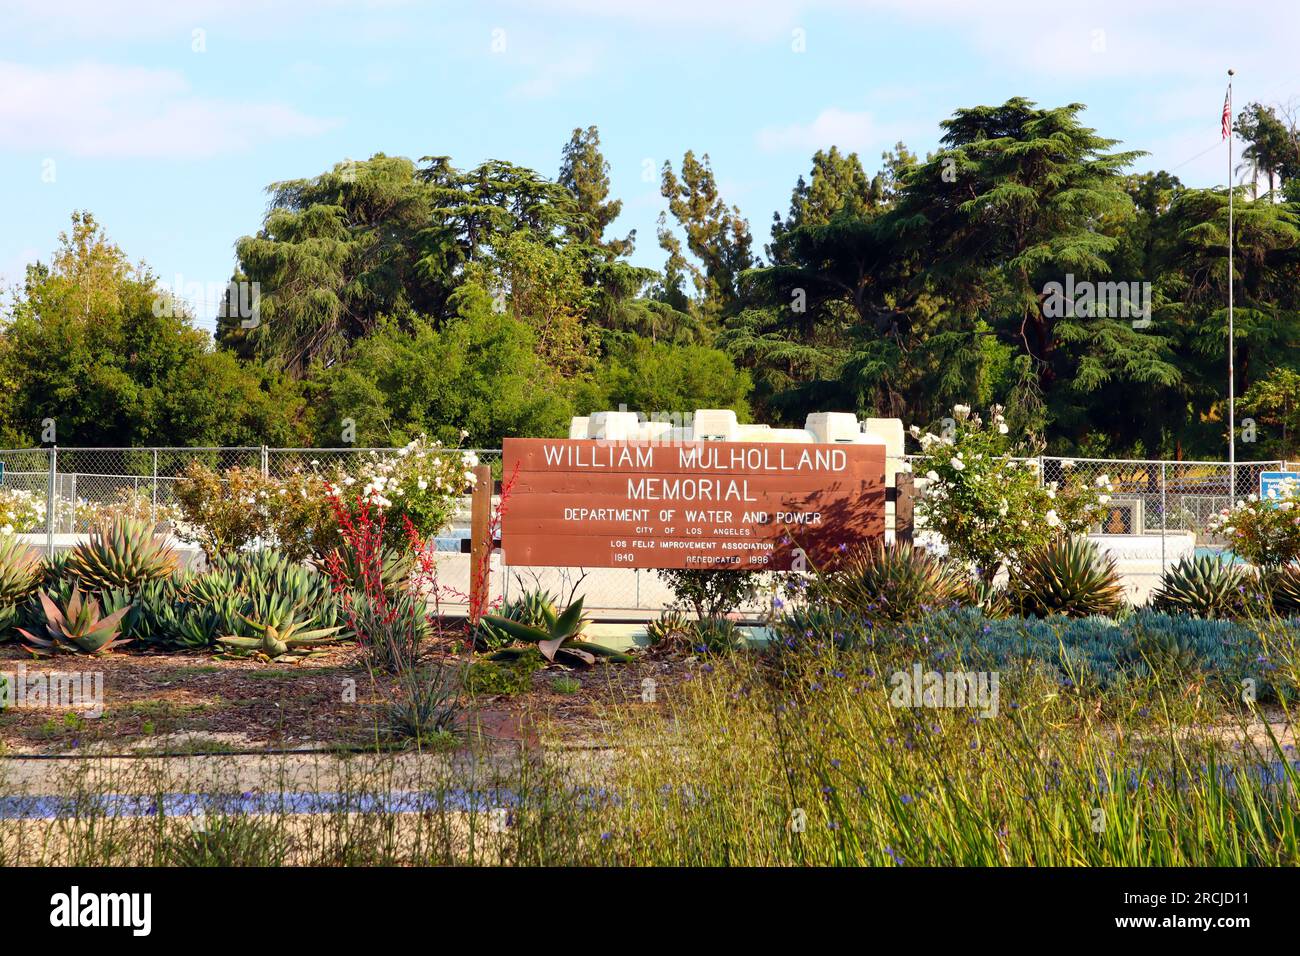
(152, 448), (159, 524)
(261, 445), (269, 479)
(45, 446), (56, 557)
(1160, 461), (1167, 574)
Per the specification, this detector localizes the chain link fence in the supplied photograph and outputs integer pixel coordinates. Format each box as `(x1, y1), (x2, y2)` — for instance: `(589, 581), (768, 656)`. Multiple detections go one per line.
(0, 446), (1289, 615)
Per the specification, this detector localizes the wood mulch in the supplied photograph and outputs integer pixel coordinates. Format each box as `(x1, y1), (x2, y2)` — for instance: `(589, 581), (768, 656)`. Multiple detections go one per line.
(0, 640), (697, 756)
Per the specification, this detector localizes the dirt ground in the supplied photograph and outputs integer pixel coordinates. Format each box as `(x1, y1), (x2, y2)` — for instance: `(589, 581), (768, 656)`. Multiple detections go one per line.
(0, 640), (696, 756)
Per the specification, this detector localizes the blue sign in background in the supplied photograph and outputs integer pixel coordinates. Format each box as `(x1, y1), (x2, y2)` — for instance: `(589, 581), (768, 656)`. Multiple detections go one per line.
(1259, 471), (1300, 502)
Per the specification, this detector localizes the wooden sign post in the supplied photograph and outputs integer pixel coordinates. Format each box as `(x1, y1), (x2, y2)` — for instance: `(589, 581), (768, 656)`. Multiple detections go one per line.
(467, 463), (493, 620)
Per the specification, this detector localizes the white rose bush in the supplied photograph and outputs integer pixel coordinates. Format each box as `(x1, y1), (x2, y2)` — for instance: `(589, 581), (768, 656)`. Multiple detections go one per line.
(1207, 477), (1300, 570)
(911, 404), (1111, 583)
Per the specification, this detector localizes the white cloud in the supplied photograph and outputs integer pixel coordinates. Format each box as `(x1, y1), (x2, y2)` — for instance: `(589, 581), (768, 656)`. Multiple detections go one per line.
(508, 53), (596, 99)
(0, 61), (339, 159)
(757, 107), (889, 154)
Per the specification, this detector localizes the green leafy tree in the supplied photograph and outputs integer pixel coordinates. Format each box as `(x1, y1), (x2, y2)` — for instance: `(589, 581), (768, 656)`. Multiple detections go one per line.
(4, 212), (307, 447)
(310, 284), (572, 447)
(559, 126), (633, 258)
(658, 151), (755, 320)
(891, 97), (1178, 448)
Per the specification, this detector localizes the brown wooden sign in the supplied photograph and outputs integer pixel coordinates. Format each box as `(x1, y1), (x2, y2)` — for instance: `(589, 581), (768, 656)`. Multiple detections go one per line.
(500, 438), (885, 570)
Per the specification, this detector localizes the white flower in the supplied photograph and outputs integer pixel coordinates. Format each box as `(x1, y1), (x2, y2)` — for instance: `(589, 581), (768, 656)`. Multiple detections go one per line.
(953, 404), (971, 420)
(949, 457), (965, 471)
(1062, 459), (1076, 469)
(926, 470), (940, 482)
(997, 422), (1008, 434)
(1045, 509), (1061, 528)
(908, 425), (922, 438)
(417, 478), (428, 490)
(460, 429), (470, 440)
(1098, 494), (1111, 504)
(1095, 474), (1110, 487)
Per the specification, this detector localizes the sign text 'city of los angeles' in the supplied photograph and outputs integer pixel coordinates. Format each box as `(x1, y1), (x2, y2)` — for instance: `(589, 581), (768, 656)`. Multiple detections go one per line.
(500, 438), (885, 569)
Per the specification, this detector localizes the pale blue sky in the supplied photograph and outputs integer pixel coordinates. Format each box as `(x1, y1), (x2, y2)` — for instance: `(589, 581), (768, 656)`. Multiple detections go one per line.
(2, 0), (1295, 327)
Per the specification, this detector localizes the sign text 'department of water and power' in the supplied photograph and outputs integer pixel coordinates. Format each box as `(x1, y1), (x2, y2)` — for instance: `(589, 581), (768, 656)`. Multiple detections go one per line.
(500, 438), (885, 569)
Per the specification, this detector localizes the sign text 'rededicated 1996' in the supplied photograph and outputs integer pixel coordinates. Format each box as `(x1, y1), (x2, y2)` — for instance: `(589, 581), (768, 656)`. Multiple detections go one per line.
(501, 438), (885, 570)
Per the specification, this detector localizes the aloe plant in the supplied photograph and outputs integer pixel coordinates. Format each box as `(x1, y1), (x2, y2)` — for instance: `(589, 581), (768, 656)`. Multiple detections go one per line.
(68, 515), (178, 592)
(484, 597), (630, 665)
(0, 534), (43, 639)
(217, 593), (345, 660)
(18, 583), (131, 655)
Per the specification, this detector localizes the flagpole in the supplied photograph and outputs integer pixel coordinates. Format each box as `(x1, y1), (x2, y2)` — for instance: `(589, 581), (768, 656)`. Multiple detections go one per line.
(1227, 68), (1236, 499)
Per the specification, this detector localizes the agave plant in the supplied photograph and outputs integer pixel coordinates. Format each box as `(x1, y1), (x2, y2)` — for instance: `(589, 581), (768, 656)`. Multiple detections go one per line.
(644, 608), (693, 648)
(217, 592), (345, 660)
(771, 604), (865, 651)
(1151, 554), (1249, 619)
(0, 534), (43, 638)
(484, 596), (630, 665)
(690, 616), (742, 655)
(18, 583), (131, 655)
(1007, 537), (1125, 618)
(821, 543), (966, 623)
(316, 545), (414, 596)
(474, 589), (559, 650)
(67, 515), (178, 592)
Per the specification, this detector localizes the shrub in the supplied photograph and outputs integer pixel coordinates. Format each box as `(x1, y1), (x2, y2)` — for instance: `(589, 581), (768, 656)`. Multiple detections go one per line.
(173, 463), (272, 557)
(328, 435), (476, 551)
(1208, 484), (1300, 570)
(820, 543), (966, 623)
(656, 569), (762, 621)
(464, 654), (542, 696)
(0, 488), (45, 534)
(911, 403), (1110, 581)
(77, 487), (182, 533)
(1006, 537), (1125, 618)
(1151, 554), (1250, 619)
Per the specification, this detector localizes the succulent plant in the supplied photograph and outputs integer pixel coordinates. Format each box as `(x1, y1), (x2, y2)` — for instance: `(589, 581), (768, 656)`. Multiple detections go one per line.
(0, 535), (43, 639)
(1151, 554), (1249, 619)
(485, 596), (630, 665)
(1007, 537), (1125, 618)
(475, 589), (558, 650)
(316, 545), (414, 596)
(67, 515), (178, 592)
(769, 604), (865, 651)
(690, 616), (742, 655)
(18, 583), (131, 655)
(40, 550), (73, 587)
(821, 543), (966, 623)
(644, 608), (693, 648)
(217, 591), (344, 660)
(1265, 563), (1300, 617)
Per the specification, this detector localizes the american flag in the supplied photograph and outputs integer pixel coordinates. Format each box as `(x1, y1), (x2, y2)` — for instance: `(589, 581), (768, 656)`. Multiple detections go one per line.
(1222, 87), (1232, 140)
